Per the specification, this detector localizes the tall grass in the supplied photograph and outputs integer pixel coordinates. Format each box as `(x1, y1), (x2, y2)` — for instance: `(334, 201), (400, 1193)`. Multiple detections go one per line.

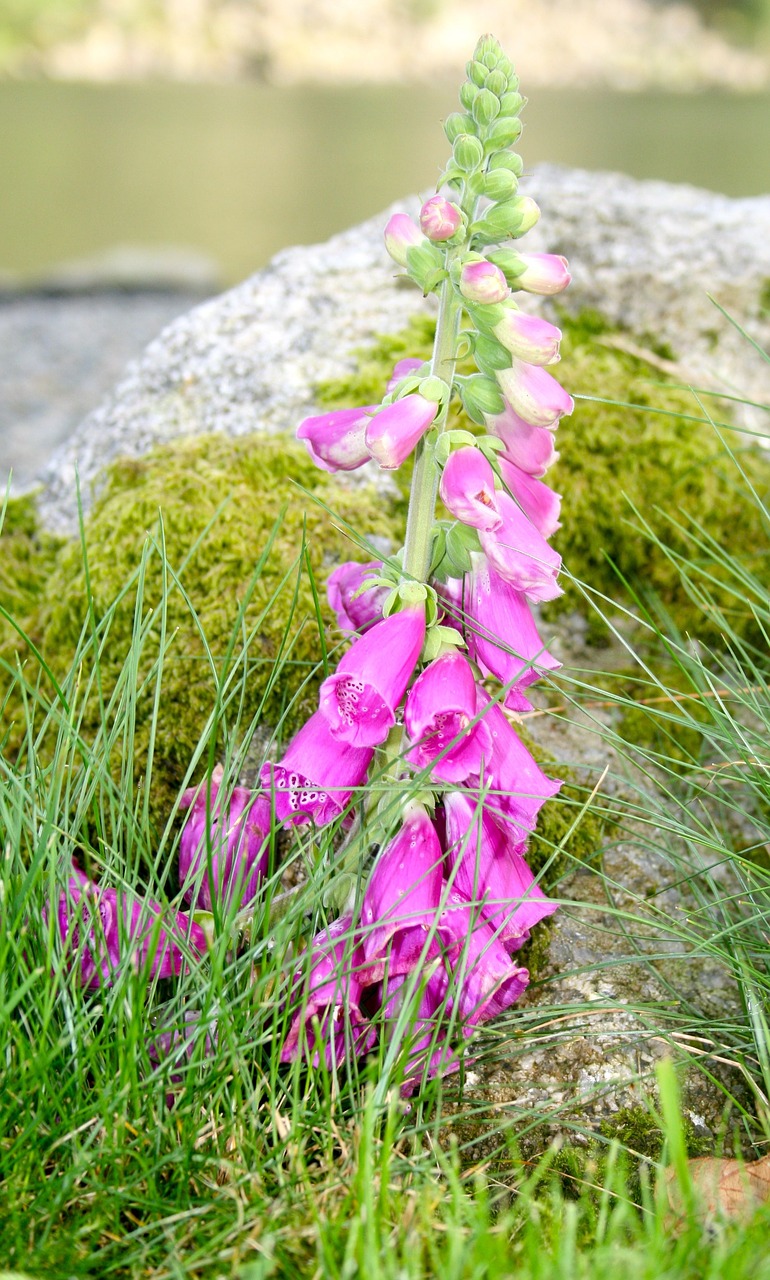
(3, 351), (770, 1275)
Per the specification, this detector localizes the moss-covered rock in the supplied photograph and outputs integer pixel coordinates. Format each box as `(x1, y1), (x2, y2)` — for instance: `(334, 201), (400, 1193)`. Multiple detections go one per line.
(1, 435), (404, 827)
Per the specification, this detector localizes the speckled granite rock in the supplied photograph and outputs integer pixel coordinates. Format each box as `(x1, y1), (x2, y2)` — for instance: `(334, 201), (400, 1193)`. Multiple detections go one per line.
(34, 164), (770, 536)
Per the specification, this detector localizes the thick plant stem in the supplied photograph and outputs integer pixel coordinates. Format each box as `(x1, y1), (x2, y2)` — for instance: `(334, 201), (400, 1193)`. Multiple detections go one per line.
(401, 279), (462, 584)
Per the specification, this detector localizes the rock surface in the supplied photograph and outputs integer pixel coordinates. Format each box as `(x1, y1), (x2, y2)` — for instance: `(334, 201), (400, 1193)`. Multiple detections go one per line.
(34, 163), (770, 537)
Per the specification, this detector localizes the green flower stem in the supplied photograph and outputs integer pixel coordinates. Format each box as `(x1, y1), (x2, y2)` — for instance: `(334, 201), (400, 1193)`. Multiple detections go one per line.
(401, 279), (463, 584)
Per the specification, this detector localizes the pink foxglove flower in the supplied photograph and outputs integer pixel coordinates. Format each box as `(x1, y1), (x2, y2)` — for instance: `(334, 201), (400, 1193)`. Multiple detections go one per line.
(280, 915), (376, 1068)
(360, 805), (449, 982)
(179, 765), (271, 911)
(48, 865), (208, 989)
(365, 394), (438, 470)
(296, 406), (376, 472)
(404, 651), (492, 782)
(492, 310), (562, 365)
(486, 403), (559, 477)
(380, 970), (468, 1097)
(386, 357), (426, 394)
(384, 212), (425, 267)
(436, 889), (530, 1025)
(419, 195), (463, 241)
(439, 446), (502, 532)
(513, 253), (571, 295)
(497, 360), (574, 429)
(479, 492), (562, 602)
(473, 689), (561, 836)
(464, 554), (560, 711)
(497, 456), (561, 539)
(319, 605), (425, 748)
(326, 560), (387, 634)
(260, 710), (373, 827)
(443, 791), (557, 949)
(459, 259), (510, 304)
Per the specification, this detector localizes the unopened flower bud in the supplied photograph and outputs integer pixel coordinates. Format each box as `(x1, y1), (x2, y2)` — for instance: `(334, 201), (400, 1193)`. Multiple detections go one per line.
(485, 117), (523, 150)
(419, 375), (450, 404)
(485, 69), (508, 97)
(459, 80), (478, 109)
(383, 213), (424, 267)
(492, 308), (563, 364)
(467, 59), (488, 87)
(473, 196), (540, 240)
(480, 168), (517, 201)
(472, 88), (501, 127)
(453, 133), (484, 172)
(499, 91), (525, 117)
(420, 195), (463, 242)
(459, 259), (510, 304)
(406, 241), (447, 294)
(489, 151), (524, 177)
(489, 250), (571, 295)
(459, 374), (505, 424)
(444, 111), (473, 143)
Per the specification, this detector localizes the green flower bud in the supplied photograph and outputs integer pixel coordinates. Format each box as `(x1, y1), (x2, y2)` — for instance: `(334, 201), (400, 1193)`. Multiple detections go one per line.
(488, 151), (524, 177)
(485, 117), (523, 151)
(479, 168), (517, 201)
(484, 69), (508, 98)
(503, 70), (520, 91)
(473, 333), (512, 376)
(453, 133), (484, 172)
(474, 34), (503, 62)
(468, 59), (488, 87)
(458, 374), (505, 424)
(459, 80), (478, 110)
(472, 88), (501, 127)
(486, 247), (525, 284)
(419, 375), (450, 404)
(499, 91), (525, 116)
(474, 195), (540, 240)
(444, 111), (474, 143)
(405, 242), (447, 294)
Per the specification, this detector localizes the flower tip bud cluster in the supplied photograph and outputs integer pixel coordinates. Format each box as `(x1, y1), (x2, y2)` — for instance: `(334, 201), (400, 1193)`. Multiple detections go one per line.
(419, 195), (463, 242)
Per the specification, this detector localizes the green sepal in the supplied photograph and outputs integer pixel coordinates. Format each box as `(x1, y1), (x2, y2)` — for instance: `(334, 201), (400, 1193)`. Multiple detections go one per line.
(474, 332), (512, 376)
(434, 428), (478, 467)
(193, 911), (217, 947)
(405, 242), (447, 295)
(422, 623), (467, 663)
(444, 521), (482, 575)
(457, 374), (505, 424)
(429, 524), (447, 576)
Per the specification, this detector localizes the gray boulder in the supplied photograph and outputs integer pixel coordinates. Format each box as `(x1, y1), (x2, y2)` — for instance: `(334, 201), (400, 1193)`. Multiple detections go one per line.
(35, 163), (770, 536)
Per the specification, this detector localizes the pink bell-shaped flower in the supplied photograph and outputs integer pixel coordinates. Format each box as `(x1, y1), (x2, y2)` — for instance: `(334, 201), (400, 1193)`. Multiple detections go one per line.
(404, 651), (493, 783)
(48, 864), (208, 989)
(360, 804), (449, 983)
(439, 446), (502, 532)
(435, 889), (530, 1025)
(497, 361), (574, 430)
(459, 259), (510, 304)
(492, 309), (562, 365)
(319, 604), (426, 748)
(280, 915), (377, 1068)
(478, 492), (562, 603)
(472, 689), (561, 837)
(296, 405), (376, 473)
(497, 456), (562, 539)
(513, 253), (571, 295)
(384, 212), (426, 267)
(365, 394), (438, 470)
(179, 765), (271, 911)
(326, 560), (388, 634)
(260, 710), (374, 827)
(443, 791), (557, 950)
(486, 403), (559, 477)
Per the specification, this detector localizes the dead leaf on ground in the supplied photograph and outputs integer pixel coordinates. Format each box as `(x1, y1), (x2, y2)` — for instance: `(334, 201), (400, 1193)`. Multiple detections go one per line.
(665, 1153), (770, 1223)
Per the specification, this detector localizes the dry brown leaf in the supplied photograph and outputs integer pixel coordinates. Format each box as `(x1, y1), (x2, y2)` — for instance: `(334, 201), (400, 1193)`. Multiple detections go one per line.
(666, 1153), (770, 1222)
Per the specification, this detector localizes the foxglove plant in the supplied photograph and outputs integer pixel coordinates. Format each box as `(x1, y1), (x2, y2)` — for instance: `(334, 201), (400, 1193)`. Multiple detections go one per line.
(176, 33), (570, 1093)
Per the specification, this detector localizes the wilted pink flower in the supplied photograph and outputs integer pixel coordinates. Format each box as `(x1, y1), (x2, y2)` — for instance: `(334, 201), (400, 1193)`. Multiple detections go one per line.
(404, 651), (492, 782)
(179, 765), (271, 911)
(486, 403), (559, 477)
(384, 213), (425, 267)
(386, 357), (426, 394)
(48, 865), (208, 990)
(280, 915), (376, 1068)
(360, 805), (449, 982)
(472, 689), (561, 836)
(459, 259), (510, 304)
(420, 195), (463, 241)
(260, 710), (373, 827)
(439, 446), (502, 532)
(492, 309), (562, 365)
(443, 791), (557, 949)
(479, 492), (562, 602)
(319, 605), (425, 747)
(463, 554), (560, 712)
(326, 560), (387, 634)
(365, 394), (438, 470)
(296, 406), (375, 472)
(513, 253), (571, 295)
(497, 456), (562, 539)
(497, 360), (574, 429)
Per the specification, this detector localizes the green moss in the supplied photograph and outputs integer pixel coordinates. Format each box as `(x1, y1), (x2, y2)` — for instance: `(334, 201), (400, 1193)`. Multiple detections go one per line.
(317, 312), (770, 647)
(0, 493), (66, 656)
(1, 435), (403, 826)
